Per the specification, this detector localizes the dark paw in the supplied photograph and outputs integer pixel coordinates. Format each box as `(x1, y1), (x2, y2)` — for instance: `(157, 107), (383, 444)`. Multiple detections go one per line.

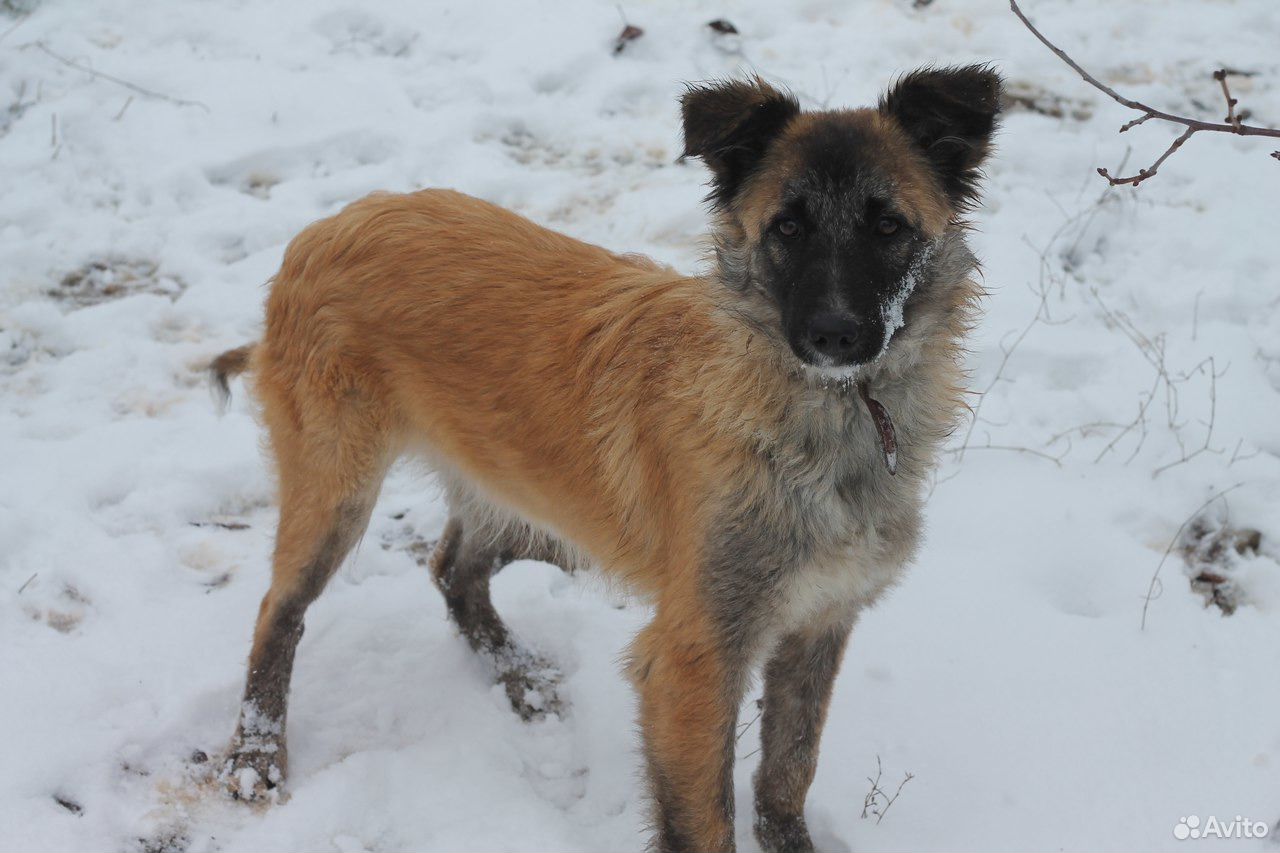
(485, 640), (566, 720)
(497, 652), (566, 720)
(755, 812), (815, 853)
(221, 739), (286, 803)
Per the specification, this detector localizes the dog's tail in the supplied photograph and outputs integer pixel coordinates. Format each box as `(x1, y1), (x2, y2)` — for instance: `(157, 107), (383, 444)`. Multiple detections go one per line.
(209, 343), (257, 411)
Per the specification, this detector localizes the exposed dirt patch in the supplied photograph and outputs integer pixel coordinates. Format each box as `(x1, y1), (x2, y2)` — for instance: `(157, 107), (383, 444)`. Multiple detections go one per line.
(1181, 515), (1264, 616)
(1004, 80), (1093, 121)
(52, 257), (184, 308)
(380, 518), (437, 568)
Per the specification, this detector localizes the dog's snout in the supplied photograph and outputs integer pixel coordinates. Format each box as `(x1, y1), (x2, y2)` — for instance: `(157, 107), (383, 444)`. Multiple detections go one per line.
(805, 312), (864, 361)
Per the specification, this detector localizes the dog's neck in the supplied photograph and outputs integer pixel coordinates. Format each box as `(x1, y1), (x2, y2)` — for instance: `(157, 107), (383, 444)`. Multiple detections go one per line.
(704, 224), (981, 483)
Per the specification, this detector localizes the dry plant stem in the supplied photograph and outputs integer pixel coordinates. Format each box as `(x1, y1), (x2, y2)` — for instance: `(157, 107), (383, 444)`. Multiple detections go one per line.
(862, 756), (885, 819)
(1010, 0), (1280, 184)
(1229, 438), (1260, 467)
(0, 10), (28, 46)
(954, 180), (1107, 463)
(1141, 483), (1243, 631)
(1152, 357), (1224, 478)
(1086, 289), (1224, 474)
(33, 42), (211, 112)
(963, 442), (1066, 467)
(862, 755), (914, 825)
(955, 261), (1051, 461)
(877, 772), (913, 824)
(734, 701), (762, 744)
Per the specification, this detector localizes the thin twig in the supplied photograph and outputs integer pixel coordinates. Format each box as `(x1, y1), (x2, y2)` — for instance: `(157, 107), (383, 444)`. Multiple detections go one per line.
(1118, 113), (1154, 133)
(735, 700), (763, 744)
(861, 755), (914, 825)
(956, 179), (1113, 462)
(1098, 127), (1195, 186)
(876, 771), (914, 824)
(956, 442), (1066, 467)
(32, 42), (210, 112)
(17, 572), (37, 594)
(862, 755), (884, 819)
(1228, 438), (1260, 467)
(1214, 69), (1243, 131)
(0, 9), (28, 46)
(956, 271), (1051, 460)
(1141, 484), (1243, 630)
(1010, 0), (1280, 184)
(1152, 358), (1225, 477)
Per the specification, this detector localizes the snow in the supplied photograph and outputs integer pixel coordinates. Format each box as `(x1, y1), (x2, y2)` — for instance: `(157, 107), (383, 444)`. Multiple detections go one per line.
(1, 0), (1279, 850)
(879, 238), (934, 356)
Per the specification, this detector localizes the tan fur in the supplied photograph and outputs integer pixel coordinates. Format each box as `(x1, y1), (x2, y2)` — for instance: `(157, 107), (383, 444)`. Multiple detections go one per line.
(736, 110), (953, 241)
(251, 189), (813, 590)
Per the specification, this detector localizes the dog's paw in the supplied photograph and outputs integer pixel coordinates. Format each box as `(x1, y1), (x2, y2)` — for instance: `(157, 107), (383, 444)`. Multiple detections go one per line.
(755, 812), (816, 853)
(496, 652), (567, 721)
(221, 741), (286, 803)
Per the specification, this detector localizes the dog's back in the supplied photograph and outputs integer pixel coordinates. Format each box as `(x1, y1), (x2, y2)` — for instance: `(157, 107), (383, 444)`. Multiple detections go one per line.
(253, 188), (776, 587)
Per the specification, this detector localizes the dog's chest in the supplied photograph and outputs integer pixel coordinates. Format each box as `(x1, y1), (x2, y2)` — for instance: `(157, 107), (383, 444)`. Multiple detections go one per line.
(764, 394), (927, 631)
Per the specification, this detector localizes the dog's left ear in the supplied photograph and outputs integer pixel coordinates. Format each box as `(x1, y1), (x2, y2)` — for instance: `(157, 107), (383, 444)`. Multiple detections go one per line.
(880, 65), (1003, 207)
(681, 78), (800, 207)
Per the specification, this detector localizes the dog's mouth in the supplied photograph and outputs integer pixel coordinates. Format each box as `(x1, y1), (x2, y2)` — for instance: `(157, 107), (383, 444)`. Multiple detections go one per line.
(858, 382), (898, 475)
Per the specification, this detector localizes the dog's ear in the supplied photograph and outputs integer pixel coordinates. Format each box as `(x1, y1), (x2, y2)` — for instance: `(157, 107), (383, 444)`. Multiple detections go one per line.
(879, 65), (1003, 207)
(681, 78), (800, 207)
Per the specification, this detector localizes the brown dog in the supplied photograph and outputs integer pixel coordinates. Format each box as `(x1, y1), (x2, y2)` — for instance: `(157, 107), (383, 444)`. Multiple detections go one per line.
(212, 67), (1001, 852)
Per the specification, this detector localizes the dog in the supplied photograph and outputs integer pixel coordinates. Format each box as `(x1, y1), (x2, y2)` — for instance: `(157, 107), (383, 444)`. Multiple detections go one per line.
(211, 65), (1001, 852)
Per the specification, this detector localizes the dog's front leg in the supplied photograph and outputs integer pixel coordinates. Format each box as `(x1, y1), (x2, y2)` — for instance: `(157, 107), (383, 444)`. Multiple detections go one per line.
(752, 620), (854, 853)
(632, 606), (745, 853)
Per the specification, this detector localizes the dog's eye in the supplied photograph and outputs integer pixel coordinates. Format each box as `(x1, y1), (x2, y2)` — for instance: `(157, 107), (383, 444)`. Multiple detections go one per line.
(876, 216), (901, 236)
(775, 218), (801, 239)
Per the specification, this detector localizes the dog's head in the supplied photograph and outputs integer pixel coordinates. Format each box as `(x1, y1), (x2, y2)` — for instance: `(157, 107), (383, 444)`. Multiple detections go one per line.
(682, 67), (1001, 376)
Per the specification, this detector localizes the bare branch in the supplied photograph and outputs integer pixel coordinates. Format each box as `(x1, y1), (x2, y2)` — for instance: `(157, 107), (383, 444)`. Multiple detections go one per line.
(1010, 0), (1280, 184)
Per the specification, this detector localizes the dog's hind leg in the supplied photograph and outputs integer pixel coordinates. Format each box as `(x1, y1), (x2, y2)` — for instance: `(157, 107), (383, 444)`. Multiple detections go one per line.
(224, 393), (391, 801)
(752, 621), (853, 853)
(428, 515), (566, 719)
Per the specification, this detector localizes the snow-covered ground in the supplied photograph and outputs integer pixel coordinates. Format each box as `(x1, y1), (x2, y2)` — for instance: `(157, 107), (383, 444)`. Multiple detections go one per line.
(2, 0), (1279, 850)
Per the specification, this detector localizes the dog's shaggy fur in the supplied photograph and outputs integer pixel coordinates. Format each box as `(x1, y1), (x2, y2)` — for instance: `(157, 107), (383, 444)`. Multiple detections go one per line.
(213, 67), (1001, 853)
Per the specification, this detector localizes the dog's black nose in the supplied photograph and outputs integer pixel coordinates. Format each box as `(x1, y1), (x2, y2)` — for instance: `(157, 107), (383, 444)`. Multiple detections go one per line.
(806, 312), (864, 361)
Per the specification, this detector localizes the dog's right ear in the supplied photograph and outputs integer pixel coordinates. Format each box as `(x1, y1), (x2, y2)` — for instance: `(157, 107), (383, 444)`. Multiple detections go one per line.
(681, 78), (800, 207)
